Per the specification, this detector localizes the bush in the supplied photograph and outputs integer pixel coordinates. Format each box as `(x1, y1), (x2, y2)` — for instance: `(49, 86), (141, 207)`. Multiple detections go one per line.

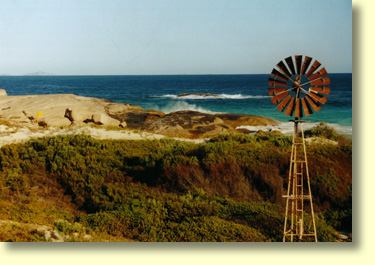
(54, 219), (84, 234)
(3, 168), (29, 192)
(304, 123), (340, 140)
(0, 134), (351, 241)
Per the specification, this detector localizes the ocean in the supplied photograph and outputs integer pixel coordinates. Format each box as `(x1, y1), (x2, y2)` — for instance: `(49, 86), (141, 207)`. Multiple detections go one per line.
(0, 74), (352, 133)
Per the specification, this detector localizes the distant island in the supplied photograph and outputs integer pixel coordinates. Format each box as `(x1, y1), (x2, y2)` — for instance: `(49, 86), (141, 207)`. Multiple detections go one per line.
(24, 71), (54, 76)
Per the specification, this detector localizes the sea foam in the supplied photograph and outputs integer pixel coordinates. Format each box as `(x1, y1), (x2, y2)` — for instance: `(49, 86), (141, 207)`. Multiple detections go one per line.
(154, 93), (270, 100)
(156, 101), (218, 114)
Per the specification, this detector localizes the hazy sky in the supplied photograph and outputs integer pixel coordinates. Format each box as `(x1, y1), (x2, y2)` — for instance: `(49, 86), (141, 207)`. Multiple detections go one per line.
(0, 0), (352, 75)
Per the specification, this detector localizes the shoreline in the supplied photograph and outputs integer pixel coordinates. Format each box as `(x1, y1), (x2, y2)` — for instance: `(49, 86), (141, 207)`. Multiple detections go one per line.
(0, 91), (276, 138)
(0, 92), (352, 146)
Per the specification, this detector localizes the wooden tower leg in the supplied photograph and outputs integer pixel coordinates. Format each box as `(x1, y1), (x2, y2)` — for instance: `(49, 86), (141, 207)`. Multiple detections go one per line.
(301, 123), (318, 242)
(283, 130), (295, 242)
(283, 119), (318, 242)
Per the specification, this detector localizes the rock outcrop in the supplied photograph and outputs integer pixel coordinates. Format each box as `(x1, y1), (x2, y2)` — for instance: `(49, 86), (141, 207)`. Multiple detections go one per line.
(64, 108), (74, 125)
(141, 111), (278, 138)
(0, 91), (278, 139)
(0, 94), (121, 127)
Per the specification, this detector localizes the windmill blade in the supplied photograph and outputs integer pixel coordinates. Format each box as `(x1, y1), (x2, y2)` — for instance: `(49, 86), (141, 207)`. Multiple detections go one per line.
(285, 56), (296, 75)
(301, 56), (313, 74)
(311, 77), (330, 86)
(294, 98), (302, 118)
(307, 92), (327, 104)
(304, 95), (321, 112)
(277, 60), (292, 78)
(284, 98), (295, 116)
(295, 55), (303, 75)
(268, 87), (288, 96)
(306, 60), (321, 77)
(268, 80), (288, 88)
(272, 91), (288, 104)
(310, 86), (330, 95)
(277, 95), (292, 111)
(271, 68), (289, 81)
(309, 68), (328, 81)
(301, 98), (313, 116)
(268, 77), (288, 87)
(307, 92), (326, 104)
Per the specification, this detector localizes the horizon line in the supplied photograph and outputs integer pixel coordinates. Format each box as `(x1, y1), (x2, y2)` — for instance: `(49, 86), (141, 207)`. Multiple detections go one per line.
(0, 72), (353, 77)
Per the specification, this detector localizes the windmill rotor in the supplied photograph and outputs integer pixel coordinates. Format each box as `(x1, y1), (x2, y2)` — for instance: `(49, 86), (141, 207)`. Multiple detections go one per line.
(268, 55), (330, 118)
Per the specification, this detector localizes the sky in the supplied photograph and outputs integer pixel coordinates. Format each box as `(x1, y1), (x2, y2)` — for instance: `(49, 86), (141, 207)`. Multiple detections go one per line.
(0, 0), (352, 75)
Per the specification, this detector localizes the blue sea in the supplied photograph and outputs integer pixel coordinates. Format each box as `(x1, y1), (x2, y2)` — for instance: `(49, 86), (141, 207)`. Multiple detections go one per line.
(0, 74), (352, 132)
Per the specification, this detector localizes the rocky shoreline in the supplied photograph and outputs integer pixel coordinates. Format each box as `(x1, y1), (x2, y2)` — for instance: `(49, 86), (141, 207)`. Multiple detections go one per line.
(0, 90), (278, 140)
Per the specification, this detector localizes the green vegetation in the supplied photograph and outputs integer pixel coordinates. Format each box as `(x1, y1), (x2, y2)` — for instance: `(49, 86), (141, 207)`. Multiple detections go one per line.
(304, 122), (346, 141)
(0, 125), (352, 241)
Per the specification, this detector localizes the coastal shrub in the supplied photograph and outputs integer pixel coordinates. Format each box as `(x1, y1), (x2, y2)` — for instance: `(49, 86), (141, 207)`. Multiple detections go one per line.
(0, 134), (351, 241)
(255, 130), (292, 147)
(209, 131), (292, 147)
(162, 216), (268, 242)
(0, 222), (47, 242)
(80, 185), (268, 241)
(209, 132), (256, 144)
(315, 216), (338, 242)
(324, 207), (352, 232)
(304, 123), (340, 140)
(3, 168), (29, 193)
(54, 219), (84, 234)
(79, 183), (336, 242)
(218, 199), (283, 241)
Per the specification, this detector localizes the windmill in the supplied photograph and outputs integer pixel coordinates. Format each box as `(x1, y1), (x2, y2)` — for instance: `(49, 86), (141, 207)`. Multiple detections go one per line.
(268, 55), (331, 242)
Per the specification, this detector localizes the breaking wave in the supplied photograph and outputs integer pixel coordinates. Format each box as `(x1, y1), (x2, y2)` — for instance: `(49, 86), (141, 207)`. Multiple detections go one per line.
(153, 93), (270, 100)
(156, 101), (217, 114)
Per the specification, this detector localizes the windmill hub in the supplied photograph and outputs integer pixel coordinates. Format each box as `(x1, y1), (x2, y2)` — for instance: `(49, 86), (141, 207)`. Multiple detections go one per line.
(292, 77), (301, 93)
(293, 76), (301, 86)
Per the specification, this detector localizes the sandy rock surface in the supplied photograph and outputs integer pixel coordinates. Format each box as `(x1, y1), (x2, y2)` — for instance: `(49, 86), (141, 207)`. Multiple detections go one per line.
(0, 92), (279, 140)
(0, 94), (123, 127)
